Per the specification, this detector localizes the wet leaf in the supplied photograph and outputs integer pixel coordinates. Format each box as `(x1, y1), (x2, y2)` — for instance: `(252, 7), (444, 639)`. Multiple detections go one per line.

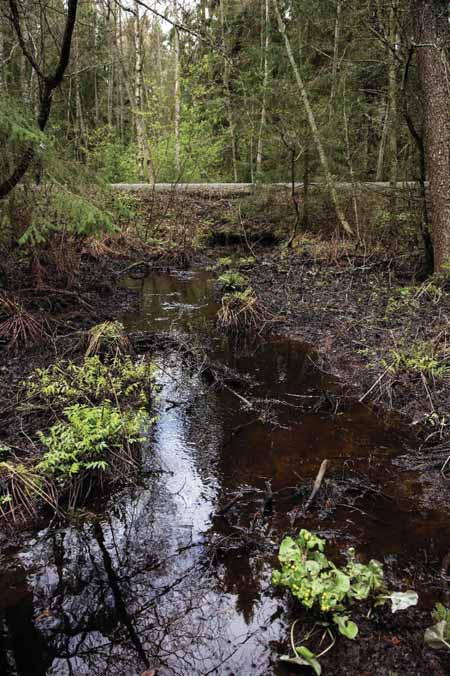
(333, 614), (358, 639)
(389, 591), (418, 613)
(424, 620), (447, 650)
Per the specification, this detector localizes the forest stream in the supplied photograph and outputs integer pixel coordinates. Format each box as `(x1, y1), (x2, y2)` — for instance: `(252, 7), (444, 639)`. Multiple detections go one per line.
(1, 269), (449, 676)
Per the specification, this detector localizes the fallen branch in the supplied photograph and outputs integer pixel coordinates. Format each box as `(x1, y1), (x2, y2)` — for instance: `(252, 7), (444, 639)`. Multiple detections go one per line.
(302, 459), (329, 515)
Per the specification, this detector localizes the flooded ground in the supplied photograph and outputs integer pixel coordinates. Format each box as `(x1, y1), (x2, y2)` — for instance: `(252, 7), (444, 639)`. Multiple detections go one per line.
(1, 269), (449, 675)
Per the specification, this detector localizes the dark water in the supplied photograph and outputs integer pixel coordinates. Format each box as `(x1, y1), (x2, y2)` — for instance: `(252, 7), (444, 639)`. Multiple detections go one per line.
(1, 270), (449, 676)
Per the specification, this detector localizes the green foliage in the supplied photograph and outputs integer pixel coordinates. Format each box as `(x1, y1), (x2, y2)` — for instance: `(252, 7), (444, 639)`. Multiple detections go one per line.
(216, 256), (256, 270)
(385, 341), (448, 378)
(273, 530), (417, 644)
(37, 403), (148, 481)
(424, 603), (450, 651)
(84, 126), (139, 183)
(217, 270), (249, 291)
(24, 355), (157, 410)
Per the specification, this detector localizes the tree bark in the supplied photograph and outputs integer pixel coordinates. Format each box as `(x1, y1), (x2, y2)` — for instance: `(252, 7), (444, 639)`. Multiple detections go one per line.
(272, 0), (353, 236)
(256, 0), (270, 180)
(414, 0), (450, 271)
(173, 1), (181, 176)
(133, 0), (154, 184)
(329, 0), (341, 114)
(388, 1), (398, 187)
(220, 0), (238, 182)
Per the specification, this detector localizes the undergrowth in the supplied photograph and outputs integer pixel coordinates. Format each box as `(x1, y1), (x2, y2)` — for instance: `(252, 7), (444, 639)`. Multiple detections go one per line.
(1, 352), (158, 522)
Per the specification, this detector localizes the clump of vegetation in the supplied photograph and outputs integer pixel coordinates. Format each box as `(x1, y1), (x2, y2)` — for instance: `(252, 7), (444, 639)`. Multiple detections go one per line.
(217, 270), (249, 292)
(273, 530), (418, 673)
(0, 354), (159, 522)
(217, 287), (273, 335)
(23, 354), (157, 410)
(0, 293), (47, 350)
(85, 321), (131, 357)
(425, 603), (450, 651)
(37, 403), (150, 510)
(385, 341), (449, 378)
(216, 256), (256, 270)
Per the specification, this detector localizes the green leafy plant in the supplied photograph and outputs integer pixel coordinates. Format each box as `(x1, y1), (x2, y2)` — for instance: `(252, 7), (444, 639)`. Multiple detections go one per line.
(385, 341), (449, 378)
(217, 270), (249, 291)
(23, 355), (157, 410)
(37, 403), (149, 482)
(273, 530), (418, 670)
(424, 603), (450, 651)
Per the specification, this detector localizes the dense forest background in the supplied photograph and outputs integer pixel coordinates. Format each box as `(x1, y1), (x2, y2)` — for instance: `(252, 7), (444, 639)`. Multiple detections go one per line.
(0, 0), (424, 183)
(0, 1), (449, 270)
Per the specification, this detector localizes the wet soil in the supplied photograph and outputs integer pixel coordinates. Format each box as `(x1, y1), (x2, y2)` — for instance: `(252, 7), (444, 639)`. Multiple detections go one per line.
(1, 268), (449, 675)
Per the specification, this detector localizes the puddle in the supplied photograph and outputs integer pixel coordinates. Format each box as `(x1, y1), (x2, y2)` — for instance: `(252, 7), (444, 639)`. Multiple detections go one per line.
(1, 269), (449, 675)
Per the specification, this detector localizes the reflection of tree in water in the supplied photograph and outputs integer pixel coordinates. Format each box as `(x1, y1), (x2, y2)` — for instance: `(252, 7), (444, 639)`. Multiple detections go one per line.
(1, 479), (282, 675)
(0, 566), (53, 676)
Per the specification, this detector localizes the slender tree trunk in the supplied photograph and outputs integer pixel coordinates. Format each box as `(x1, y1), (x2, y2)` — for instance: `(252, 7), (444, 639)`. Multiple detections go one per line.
(329, 0), (341, 115)
(272, 0), (353, 235)
(220, 0), (238, 182)
(74, 29), (85, 153)
(256, 0), (270, 180)
(133, 0), (154, 184)
(0, 28), (5, 91)
(173, 1), (181, 176)
(388, 1), (398, 187)
(414, 0), (450, 271)
(376, 100), (389, 181)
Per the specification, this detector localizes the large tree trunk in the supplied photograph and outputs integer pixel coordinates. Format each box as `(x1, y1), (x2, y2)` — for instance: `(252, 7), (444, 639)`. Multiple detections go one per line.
(415, 0), (450, 272)
(272, 0), (353, 236)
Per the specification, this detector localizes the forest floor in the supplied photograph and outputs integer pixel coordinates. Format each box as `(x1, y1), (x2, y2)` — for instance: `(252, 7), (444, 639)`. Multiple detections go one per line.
(1, 190), (450, 675)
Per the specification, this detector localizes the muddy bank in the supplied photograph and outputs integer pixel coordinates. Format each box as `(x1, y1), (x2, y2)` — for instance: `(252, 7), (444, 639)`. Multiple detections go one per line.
(1, 267), (449, 675)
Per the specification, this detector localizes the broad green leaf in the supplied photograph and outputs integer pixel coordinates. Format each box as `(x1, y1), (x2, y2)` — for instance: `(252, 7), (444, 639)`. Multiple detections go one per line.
(279, 537), (301, 564)
(333, 614), (358, 640)
(332, 569), (351, 594)
(424, 620), (447, 650)
(280, 646), (322, 675)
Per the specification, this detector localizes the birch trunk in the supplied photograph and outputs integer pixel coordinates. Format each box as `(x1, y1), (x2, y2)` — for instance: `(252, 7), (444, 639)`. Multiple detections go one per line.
(388, 2), (398, 187)
(133, 0), (154, 184)
(272, 0), (353, 236)
(173, 1), (181, 176)
(256, 0), (270, 181)
(329, 0), (341, 113)
(376, 101), (389, 181)
(220, 0), (238, 182)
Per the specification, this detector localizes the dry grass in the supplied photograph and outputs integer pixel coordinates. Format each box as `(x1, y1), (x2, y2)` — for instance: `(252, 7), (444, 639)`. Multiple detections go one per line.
(85, 320), (131, 357)
(0, 293), (47, 350)
(217, 289), (277, 335)
(0, 460), (57, 524)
